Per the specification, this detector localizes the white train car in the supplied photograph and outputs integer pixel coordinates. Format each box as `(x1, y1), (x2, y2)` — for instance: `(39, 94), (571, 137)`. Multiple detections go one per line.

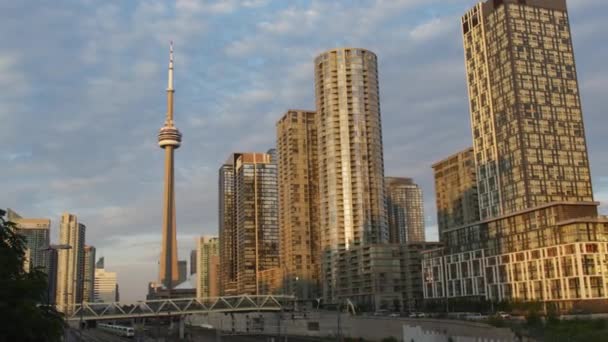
(98, 323), (135, 338)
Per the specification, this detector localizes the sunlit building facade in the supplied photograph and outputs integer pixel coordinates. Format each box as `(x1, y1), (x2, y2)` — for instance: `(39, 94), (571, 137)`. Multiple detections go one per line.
(314, 48), (388, 302)
(196, 236), (220, 298)
(276, 110), (321, 299)
(422, 0), (607, 310)
(432, 148), (479, 237)
(234, 152), (280, 295)
(56, 213), (86, 313)
(7, 208), (51, 271)
(219, 156), (238, 295)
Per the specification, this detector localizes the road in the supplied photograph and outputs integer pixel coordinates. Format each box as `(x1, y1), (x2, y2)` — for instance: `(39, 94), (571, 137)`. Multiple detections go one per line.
(64, 327), (135, 342)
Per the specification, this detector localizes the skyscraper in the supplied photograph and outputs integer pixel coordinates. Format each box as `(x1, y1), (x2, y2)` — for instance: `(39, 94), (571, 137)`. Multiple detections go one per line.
(385, 177), (426, 243)
(422, 0), (608, 309)
(314, 48), (388, 301)
(94, 266), (117, 303)
(276, 110), (320, 299)
(219, 156), (237, 295)
(432, 147), (479, 237)
(190, 250), (197, 275)
(83, 245), (96, 302)
(56, 213), (86, 313)
(234, 152), (279, 295)
(178, 260), (187, 285)
(158, 42), (182, 290)
(463, 0), (593, 220)
(196, 236), (220, 298)
(7, 208), (50, 271)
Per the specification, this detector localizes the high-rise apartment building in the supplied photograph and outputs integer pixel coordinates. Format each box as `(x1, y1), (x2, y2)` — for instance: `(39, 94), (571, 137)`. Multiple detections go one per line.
(422, 0), (608, 311)
(385, 177), (426, 243)
(432, 147), (479, 237)
(463, 0), (592, 220)
(235, 153), (280, 295)
(56, 213), (86, 313)
(314, 48), (388, 302)
(219, 152), (280, 295)
(196, 236), (220, 298)
(276, 110), (320, 299)
(190, 250), (197, 275)
(83, 245), (96, 302)
(7, 209), (50, 271)
(219, 155), (238, 295)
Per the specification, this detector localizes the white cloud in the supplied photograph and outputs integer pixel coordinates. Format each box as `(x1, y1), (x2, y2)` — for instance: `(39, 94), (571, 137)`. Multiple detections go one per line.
(409, 17), (453, 41)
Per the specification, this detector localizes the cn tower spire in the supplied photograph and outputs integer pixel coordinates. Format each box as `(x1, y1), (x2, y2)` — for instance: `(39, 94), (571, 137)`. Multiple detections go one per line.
(158, 41), (182, 291)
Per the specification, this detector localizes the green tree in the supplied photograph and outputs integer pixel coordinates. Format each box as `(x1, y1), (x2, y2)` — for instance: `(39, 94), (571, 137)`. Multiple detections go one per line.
(0, 210), (64, 341)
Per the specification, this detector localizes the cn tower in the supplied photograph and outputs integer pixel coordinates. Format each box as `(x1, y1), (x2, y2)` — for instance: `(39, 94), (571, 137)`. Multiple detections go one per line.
(158, 42), (181, 290)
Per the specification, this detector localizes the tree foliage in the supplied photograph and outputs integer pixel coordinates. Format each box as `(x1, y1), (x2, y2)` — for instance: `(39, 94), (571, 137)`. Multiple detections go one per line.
(0, 211), (64, 341)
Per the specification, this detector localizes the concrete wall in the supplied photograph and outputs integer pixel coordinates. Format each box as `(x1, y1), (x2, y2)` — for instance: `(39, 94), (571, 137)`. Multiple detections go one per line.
(187, 312), (518, 341)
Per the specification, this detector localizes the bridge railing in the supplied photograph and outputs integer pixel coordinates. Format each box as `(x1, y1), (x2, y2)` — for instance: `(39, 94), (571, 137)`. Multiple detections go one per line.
(61, 295), (295, 321)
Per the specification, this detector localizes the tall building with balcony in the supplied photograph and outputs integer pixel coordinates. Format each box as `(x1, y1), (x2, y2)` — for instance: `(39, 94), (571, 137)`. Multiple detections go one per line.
(235, 152), (280, 295)
(219, 152), (280, 295)
(56, 213), (86, 313)
(422, 0), (607, 311)
(432, 148), (479, 237)
(385, 177), (426, 243)
(219, 156), (238, 295)
(276, 110), (320, 299)
(7, 209), (50, 271)
(314, 48), (388, 302)
(83, 245), (96, 302)
(463, 0), (592, 220)
(196, 236), (220, 298)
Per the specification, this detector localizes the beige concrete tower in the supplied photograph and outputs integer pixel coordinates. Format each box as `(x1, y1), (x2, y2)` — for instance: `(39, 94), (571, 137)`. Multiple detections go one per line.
(158, 42), (182, 290)
(314, 48), (388, 302)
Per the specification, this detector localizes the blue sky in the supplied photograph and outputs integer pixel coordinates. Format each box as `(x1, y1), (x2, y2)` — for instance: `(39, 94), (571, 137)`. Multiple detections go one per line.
(2, 0), (607, 302)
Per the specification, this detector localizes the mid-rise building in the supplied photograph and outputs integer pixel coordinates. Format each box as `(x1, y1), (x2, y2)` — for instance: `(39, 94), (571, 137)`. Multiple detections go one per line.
(334, 242), (442, 311)
(56, 213), (86, 313)
(276, 110), (320, 299)
(94, 267), (117, 303)
(83, 245), (96, 302)
(314, 48), (388, 302)
(432, 148), (479, 237)
(196, 236), (220, 298)
(385, 177), (426, 243)
(46, 248), (59, 305)
(7, 208), (50, 271)
(422, 0), (606, 311)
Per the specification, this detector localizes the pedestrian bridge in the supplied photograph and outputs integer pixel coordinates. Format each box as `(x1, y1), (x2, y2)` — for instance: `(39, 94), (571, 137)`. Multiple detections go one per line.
(64, 295), (295, 321)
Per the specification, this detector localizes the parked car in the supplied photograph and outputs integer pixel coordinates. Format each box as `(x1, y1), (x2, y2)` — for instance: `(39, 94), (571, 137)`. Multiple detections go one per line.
(388, 313), (400, 318)
(465, 313), (487, 320)
(408, 312), (427, 318)
(373, 310), (389, 316)
(496, 311), (511, 319)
